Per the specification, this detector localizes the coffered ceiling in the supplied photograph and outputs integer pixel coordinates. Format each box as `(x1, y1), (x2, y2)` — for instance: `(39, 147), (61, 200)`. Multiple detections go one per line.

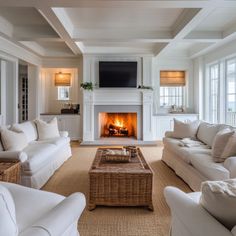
(0, 0), (236, 58)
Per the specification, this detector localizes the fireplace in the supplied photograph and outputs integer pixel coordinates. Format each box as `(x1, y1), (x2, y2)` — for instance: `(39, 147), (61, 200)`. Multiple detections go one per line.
(99, 112), (137, 138)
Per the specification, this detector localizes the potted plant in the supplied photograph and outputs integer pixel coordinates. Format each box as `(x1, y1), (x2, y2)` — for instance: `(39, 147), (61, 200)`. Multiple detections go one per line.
(80, 82), (94, 91)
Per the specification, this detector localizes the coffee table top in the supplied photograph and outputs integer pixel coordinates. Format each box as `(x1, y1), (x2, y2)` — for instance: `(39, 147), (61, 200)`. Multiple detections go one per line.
(90, 148), (153, 174)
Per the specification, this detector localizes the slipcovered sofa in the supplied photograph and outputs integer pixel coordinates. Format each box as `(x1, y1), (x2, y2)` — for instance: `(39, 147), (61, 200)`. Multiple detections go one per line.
(162, 121), (236, 191)
(164, 186), (236, 236)
(0, 181), (86, 236)
(0, 121), (71, 189)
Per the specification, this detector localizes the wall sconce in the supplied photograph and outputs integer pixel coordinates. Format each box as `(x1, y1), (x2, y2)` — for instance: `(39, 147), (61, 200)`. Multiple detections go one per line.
(55, 72), (71, 86)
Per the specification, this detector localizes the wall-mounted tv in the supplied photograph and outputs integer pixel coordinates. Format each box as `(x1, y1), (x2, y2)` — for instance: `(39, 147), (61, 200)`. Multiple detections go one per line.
(99, 61), (137, 88)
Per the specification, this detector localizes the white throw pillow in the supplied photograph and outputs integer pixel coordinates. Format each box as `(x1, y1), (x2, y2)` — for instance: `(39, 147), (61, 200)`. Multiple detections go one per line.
(172, 119), (200, 139)
(197, 122), (223, 147)
(1, 129), (28, 151)
(221, 133), (236, 159)
(0, 185), (18, 236)
(212, 129), (234, 163)
(35, 117), (60, 140)
(200, 179), (236, 230)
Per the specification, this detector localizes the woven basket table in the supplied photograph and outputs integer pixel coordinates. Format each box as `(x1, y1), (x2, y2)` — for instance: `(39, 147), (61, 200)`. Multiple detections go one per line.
(0, 159), (21, 184)
(89, 148), (153, 211)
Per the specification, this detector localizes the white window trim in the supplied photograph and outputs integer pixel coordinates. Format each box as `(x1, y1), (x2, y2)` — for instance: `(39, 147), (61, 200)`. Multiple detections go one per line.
(57, 86), (70, 101)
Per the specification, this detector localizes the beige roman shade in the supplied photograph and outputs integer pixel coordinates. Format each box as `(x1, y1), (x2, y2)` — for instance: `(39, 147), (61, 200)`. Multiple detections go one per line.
(160, 71), (186, 86)
(55, 72), (71, 86)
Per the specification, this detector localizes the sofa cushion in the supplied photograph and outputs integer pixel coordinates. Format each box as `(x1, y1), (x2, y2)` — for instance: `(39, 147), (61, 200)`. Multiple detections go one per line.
(197, 122), (226, 147)
(30, 137), (70, 148)
(190, 153), (230, 180)
(22, 143), (57, 172)
(172, 119), (200, 139)
(212, 128), (234, 163)
(1, 182), (64, 233)
(163, 137), (211, 164)
(12, 121), (38, 143)
(1, 129), (28, 151)
(35, 118), (60, 140)
(200, 179), (236, 230)
(0, 184), (18, 236)
(221, 133), (236, 159)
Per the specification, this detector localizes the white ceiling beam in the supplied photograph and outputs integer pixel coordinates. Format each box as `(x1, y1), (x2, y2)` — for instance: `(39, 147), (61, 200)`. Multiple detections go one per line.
(155, 6), (216, 56)
(1, 0), (236, 8)
(19, 41), (46, 56)
(37, 7), (82, 54)
(223, 23), (236, 38)
(0, 16), (13, 38)
(184, 31), (222, 42)
(188, 42), (214, 57)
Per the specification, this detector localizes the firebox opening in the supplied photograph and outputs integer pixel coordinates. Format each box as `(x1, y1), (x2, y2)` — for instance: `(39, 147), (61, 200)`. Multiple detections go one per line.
(99, 112), (137, 138)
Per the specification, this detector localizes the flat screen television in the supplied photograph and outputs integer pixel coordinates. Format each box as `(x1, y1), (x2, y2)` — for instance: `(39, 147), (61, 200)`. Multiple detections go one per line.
(99, 61), (137, 88)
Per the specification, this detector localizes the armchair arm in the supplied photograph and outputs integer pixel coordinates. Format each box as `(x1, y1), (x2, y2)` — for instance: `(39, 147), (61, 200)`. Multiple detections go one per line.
(165, 131), (174, 138)
(164, 187), (232, 236)
(59, 131), (69, 138)
(32, 193), (86, 236)
(224, 156), (236, 178)
(0, 151), (27, 162)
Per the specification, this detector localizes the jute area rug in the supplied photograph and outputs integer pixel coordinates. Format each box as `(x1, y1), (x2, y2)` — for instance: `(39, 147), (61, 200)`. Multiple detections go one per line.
(42, 144), (191, 236)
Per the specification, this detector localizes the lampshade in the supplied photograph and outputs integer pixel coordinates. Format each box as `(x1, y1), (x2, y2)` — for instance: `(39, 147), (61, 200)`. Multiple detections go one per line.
(55, 72), (71, 86)
(160, 71), (186, 86)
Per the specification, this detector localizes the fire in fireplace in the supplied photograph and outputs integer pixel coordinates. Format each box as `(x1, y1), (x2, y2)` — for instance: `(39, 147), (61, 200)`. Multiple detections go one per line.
(99, 112), (137, 138)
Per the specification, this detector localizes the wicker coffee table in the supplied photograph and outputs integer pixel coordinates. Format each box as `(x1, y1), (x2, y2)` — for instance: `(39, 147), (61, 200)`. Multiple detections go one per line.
(89, 148), (153, 211)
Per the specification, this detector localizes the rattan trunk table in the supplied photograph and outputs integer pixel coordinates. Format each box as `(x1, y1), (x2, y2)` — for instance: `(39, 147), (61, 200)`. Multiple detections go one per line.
(89, 148), (153, 211)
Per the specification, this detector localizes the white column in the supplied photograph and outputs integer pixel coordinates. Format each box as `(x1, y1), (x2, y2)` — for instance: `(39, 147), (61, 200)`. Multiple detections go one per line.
(142, 90), (154, 141)
(82, 90), (94, 141)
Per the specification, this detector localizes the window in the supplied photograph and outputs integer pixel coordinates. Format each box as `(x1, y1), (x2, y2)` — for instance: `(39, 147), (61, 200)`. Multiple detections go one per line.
(209, 64), (219, 123)
(58, 86), (70, 100)
(160, 86), (184, 107)
(226, 58), (236, 126)
(160, 70), (185, 108)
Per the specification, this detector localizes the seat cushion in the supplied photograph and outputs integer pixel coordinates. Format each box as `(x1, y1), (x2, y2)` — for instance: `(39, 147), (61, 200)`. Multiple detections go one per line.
(30, 137), (70, 148)
(22, 143), (57, 172)
(197, 122), (226, 147)
(12, 121), (38, 143)
(190, 153), (230, 180)
(200, 179), (236, 230)
(0, 182), (64, 233)
(0, 184), (18, 236)
(163, 137), (211, 164)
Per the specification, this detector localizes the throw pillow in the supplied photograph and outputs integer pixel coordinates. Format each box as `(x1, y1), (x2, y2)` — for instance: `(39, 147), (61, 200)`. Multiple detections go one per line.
(212, 128), (234, 163)
(0, 185), (18, 236)
(221, 133), (236, 159)
(200, 179), (236, 230)
(172, 119), (200, 139)
(1, 129), (28, 151)
(35, 117), (60, 140)
(197, 122), (223, 147)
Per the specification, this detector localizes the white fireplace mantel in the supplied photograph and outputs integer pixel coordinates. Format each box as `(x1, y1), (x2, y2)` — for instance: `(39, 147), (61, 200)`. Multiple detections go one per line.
(82, 89), (154, 141)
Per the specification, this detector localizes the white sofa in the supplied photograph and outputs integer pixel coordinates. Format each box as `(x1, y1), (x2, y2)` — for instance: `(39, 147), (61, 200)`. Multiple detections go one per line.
(164, 186), (236, 236)
(0, 121), (72, 189)
(162, 121), (236, 191)
(0, 181), (86, 236)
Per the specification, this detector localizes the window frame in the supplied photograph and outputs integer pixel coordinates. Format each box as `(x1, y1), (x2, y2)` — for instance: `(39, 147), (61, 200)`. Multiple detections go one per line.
(57, 86), (70, 101)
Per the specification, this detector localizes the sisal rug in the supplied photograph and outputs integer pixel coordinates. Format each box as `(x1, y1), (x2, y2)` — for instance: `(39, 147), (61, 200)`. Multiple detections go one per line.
(42, 144), (191, 236)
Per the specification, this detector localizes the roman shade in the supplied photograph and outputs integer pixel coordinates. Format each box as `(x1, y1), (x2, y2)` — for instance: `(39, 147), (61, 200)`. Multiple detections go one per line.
(55, 72), (71, 86)
(160, 71), (186, 86)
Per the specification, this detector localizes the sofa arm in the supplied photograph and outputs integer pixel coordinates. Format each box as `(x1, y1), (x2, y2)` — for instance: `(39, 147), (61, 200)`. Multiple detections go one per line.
(164, 187), (232, 236)
(165, 131), (174, 138)
(224, 156), (236, 178)
(19, 227), (49, 236)
(32, 193), (86, 236)
(0, 151), (27, 162)
(59, 131), (69, 138)
(232, 226), (236, 236)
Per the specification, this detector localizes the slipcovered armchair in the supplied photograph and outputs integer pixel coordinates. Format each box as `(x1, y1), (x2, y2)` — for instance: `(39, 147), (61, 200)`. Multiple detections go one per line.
(0, 182), (86, 236)
(164, 186), (236, 236)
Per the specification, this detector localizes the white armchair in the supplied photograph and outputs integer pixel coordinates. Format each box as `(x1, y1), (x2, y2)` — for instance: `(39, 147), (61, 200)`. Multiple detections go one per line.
(164, 186), (236, 236)
(0, 182), (86, 236)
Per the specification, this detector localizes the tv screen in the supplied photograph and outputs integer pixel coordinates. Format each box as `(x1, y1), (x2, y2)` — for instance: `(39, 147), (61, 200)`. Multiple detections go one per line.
(99, 61), (137, 88)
